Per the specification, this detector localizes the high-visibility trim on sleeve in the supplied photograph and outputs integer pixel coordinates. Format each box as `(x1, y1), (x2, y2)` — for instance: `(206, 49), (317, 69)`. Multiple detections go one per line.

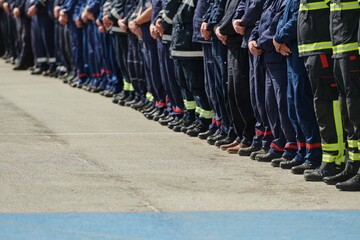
(298, 42), (333, 53)
(299, 2), (329, 11)
(330, 1), (360, 11)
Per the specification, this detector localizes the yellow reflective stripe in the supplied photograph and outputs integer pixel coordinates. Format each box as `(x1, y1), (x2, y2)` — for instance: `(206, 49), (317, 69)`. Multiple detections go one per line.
(333, 100), (346, 163)
(195, 106), (201, 114)
(322, 143), (345, 151)
(349, 151), (360, 161)
(333, 42), (358, 54)
(128, 82), (134, 91)
(325, 0), (331, 4)
(335, 155), (346, 165)
(298, 41), (333, 53)
(123, 79), (134, 91)
(330, 2), (360, 11)
(348, 140), (358, 148)
(184, 100), (196, 110)
(146, 92), (154, 101)
(299, 2), (329, 11)
(322, 154), (337, 163)
(200, 109), (214, 119)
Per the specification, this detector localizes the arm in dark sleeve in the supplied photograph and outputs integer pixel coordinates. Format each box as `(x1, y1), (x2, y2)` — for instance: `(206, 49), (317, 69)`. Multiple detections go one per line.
(233, 0), (245, 19)
(274, 1), (298, 43)
(62, 0), (77, 16)
(87, 0), (101, 17)
(151, 0), (162, 23)
(248, 20), (259, 42)
(108, 0), (124, 22)
(159, 0), (182, 31)
(206, 0), (226, 31)
(203, 0), (214, 22)
(257, 0), (286, 49)
(240, 0), (266, 27)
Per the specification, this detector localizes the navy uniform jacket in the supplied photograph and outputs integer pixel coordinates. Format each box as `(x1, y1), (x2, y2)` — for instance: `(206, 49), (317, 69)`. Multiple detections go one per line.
(249, 0), (286, 51)
(193, 0), (211, 43)
(218, 0), (242, 44)
(234, 0), (266, 48)
(274, 0), (298, 46)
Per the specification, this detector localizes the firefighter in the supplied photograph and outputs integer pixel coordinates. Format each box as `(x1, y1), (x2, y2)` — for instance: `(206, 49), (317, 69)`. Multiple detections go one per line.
(325, 0), (360, 190)
(292, 0), (346, 181)
(248, 0), (299, 164)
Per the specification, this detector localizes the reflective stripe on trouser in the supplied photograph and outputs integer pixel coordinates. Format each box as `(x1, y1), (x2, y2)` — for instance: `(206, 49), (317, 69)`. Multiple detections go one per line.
(123, 79), (134, 91)
(334, 55), (360, 162)
(287, 42), (322, 164)
(184, 100), (196, 110)
(304, 54), (345, 165)
(200, 109), (214, 119)
(146, 92), (154, 102)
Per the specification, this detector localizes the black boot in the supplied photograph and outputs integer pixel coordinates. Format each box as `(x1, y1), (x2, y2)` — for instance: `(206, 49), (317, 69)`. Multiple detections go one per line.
(303, 162), (344, 181)
(336, 174), (360, 191)
(323, 161), (360, 185)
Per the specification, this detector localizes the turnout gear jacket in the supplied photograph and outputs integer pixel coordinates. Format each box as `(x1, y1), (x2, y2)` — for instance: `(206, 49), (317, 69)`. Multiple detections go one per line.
(161, 0), (204, 58)
(329, 0), (360, 57)
(297, 0), (333, 56)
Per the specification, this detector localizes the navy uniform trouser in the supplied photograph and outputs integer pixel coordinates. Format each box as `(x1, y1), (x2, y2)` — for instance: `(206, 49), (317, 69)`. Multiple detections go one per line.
(249, 53), (274, 150)
(37, 13), (56, 67)
(31, 16), (45, 67)
(264, 50), (297, 158)
(58, 24), (74, 72)
(101, 32), (122, 92)
(227, 44), (256, 145)
(69, 22), (86, 78)
(127, 33), (146, 100)
(112, 32), (129, 90)
(157, 40), (184, 115)
(334, 53), (360, 163)
(141, 39), (166, 104)
(84, 21), (102, 79)
(203, 44), (220, 129)
(304, 53), (345, 166)
(7, 14), (18, 60)
(213, 38), (234, 138)
(17, 15), (33, 67)
(249, 53), (272, 148)
(287, 43), (322, 165)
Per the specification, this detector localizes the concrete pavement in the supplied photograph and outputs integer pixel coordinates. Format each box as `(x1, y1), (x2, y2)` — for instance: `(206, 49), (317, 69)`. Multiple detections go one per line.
(1, 61), (360, 239)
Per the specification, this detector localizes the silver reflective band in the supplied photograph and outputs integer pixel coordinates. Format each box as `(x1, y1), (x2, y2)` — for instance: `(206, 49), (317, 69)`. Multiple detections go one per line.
(162, 35), (172, 41)
(182, 0), (195, 7)
(171, 50), (204, 57)
(111, 26), (126, 33)
(110, 9), (121, 20)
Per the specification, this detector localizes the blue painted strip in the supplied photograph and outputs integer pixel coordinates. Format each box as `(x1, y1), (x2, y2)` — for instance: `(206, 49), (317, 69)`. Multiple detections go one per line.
(0, 211), (360, 240)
